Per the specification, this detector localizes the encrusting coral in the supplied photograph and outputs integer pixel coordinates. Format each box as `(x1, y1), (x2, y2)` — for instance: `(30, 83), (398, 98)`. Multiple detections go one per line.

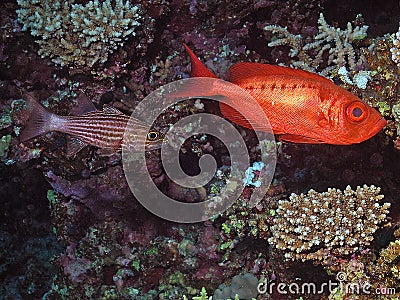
(16, 0), (143, 67)
(264, 13), (368, 78)
(268, 185), (390, 264)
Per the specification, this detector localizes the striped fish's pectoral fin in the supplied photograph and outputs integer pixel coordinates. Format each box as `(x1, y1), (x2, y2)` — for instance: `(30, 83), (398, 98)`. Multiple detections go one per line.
(102, 105), (124, 115)
(66, 136), (88, 158)
(70, 93), (97, 116)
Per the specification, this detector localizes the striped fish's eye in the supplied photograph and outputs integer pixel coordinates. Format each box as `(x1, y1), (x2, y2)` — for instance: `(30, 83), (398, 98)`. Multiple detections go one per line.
(147, 131), (159, 141)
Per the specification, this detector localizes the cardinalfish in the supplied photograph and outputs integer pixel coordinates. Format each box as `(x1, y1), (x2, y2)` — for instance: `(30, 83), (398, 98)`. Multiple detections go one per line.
(21, 93), (165, 156)
(183, 44), (386, 145)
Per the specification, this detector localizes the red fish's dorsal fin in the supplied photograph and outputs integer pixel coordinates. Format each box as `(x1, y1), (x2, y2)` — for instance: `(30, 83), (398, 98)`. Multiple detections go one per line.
(228, 62), (332, 85)
(183, 43), (218, 78)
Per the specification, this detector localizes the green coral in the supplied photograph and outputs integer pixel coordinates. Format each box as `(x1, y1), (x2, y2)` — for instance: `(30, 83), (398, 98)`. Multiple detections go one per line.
(213, 273), (258, 300)
(47, 190), (58, 206)
(0, 107), (12, 130)
(0, 134), (11, 157)
(16, 0), (143, 67)
(191, 287), (209, 300)
(392, 103), (400, 134)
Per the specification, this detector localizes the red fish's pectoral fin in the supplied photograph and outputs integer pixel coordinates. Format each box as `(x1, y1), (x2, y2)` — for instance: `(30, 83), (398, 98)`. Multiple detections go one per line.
(279, 134), (325, 144)
(70, 93), (97, 116)
(219, 102), (273, 132)
(220, 102), (254, 129)
(66, 136), (88, 158)
(228, 62), (333, 85)
(183, 43), (218, 78)
(20, 93), (56, 142)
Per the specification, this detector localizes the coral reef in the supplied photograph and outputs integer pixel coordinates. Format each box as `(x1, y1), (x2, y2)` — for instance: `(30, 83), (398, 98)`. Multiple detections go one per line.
(16, 0), (144, 68)
(2, 0), (400, 299)
(268, 185), (391, 264)
(264, 13), (368, 78)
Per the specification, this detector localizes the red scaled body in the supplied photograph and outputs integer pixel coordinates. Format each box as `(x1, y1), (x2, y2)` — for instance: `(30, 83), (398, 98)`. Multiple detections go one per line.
(184, 44), (386, 145)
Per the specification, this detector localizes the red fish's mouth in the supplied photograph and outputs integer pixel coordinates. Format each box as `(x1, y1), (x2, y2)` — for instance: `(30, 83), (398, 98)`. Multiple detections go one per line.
(365, 117), (387, 140)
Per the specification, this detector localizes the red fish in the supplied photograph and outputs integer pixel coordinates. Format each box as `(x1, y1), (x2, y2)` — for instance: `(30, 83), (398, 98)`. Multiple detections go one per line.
(21, 93), (165, 156)
(183, 44), (386, 145)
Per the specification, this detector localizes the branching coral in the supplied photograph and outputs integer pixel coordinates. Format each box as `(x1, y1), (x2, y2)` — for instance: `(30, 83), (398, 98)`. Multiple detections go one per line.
(268, 185), (390, 264)
(390, 26), (400, 68)
(264, 13), (368, 78)
(390, 27), (400, 68)
(16, 0), (143, 67)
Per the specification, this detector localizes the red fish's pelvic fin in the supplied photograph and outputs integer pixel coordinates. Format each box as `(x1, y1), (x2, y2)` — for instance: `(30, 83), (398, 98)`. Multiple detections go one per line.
(279, 134), (325, 144)
(183, 43), (218, 78)
(20, 93), (62, 142)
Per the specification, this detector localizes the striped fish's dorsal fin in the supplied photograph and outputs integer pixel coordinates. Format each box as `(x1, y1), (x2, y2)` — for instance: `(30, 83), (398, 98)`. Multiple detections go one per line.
(102, 105), (124, 115)
(70, 93), (97, 116)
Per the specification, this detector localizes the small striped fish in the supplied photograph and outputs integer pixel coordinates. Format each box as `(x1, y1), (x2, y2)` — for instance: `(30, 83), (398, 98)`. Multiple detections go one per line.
(21, 93), (165, 156)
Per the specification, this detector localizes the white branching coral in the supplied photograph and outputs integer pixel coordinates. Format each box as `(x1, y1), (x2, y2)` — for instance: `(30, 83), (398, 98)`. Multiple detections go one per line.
(390, 26), (400, 68)
(264, 13), (368, 78)
(16, 0), (142, 67)
(268, 185), (390, 264)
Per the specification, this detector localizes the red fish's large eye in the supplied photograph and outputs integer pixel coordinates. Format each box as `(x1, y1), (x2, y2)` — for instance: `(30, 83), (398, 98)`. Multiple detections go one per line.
(347, 102), (368, 122)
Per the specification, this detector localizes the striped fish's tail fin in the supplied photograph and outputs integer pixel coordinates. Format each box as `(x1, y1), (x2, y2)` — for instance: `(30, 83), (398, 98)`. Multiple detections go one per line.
(20, 93), (59, 142)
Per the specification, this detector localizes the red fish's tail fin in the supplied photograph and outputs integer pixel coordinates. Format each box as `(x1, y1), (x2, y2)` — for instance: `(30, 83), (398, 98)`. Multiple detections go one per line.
(183, 43), (218, 78)
(20, 93), (63, 142)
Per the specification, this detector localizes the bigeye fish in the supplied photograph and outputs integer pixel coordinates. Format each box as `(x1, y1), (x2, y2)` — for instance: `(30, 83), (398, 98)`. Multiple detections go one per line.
(21, 93), (165, 156)
(184, 44), (386, 145)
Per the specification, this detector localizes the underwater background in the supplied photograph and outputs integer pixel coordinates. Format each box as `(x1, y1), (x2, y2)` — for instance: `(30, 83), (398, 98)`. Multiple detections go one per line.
(1, 0), (400, 299)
